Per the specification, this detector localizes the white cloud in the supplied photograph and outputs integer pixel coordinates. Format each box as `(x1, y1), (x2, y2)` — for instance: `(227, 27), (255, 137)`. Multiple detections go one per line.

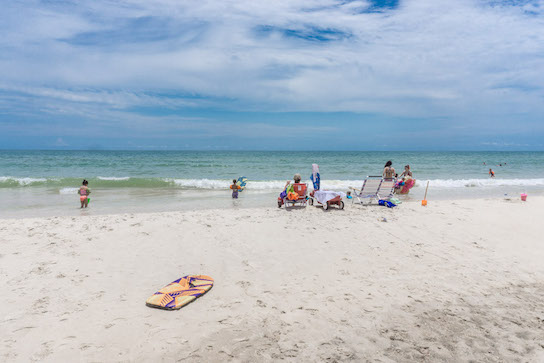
(0, 0), (543, 120)
(54, 137), (69, 147)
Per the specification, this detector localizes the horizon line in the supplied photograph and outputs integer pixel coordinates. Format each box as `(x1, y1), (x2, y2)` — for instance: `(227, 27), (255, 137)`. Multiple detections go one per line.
(1, 148), (543, 153)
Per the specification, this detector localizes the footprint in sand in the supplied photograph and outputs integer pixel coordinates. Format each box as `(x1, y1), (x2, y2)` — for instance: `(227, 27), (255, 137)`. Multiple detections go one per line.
(30, 263), (51, 275)
(32, 297), (50, 312)
(236, 281), (251, 289)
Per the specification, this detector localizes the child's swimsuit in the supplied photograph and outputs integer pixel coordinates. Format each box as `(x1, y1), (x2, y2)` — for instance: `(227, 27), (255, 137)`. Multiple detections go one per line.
(230, 184), (241, 198)
(79, 187), (88, 202)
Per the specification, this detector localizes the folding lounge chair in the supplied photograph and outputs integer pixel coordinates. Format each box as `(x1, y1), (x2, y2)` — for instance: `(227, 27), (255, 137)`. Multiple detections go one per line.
(284, 183), (308, 208)
(377, 178), (396, 200)
(350, 176), (382, 205)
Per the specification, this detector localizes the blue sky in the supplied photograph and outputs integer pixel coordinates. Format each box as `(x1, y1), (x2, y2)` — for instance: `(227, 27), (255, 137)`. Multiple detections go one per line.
(0, 0), (543, 150)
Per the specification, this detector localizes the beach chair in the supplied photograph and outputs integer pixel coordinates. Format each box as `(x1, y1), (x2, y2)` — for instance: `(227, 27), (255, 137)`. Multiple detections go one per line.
(283, 183), (308, 208)
(349, 176), (382, 205)
(377, 178), (396, 200)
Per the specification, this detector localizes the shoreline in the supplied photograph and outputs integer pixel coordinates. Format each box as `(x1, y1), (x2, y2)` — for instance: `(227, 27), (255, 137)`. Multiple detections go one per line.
(1, 188), (542, 219)
(2, 197), (543, 361)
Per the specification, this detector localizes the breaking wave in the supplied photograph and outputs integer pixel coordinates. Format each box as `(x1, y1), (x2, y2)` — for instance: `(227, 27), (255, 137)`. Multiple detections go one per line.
(1, 176), (543, 191)
(418, 178), (544, 188)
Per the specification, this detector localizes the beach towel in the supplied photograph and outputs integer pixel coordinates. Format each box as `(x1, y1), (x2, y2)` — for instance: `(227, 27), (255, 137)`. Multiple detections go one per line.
(311, 164), (320, 190)
(378, 200), (397, 208)
(314, 190), (346, 204)
(287, 192), (299, 200)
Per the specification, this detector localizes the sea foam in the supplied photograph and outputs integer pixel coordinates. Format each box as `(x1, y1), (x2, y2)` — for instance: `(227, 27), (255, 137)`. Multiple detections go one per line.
(418, 178), (544, 188)
(97, 176), (131, 181)
(0, 176), (49, 186)
(2, 176), (543, 190)
(59, 187), (79, 194)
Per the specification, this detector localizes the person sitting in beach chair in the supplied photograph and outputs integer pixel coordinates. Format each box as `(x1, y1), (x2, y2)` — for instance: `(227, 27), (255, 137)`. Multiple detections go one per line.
(278, 174), (308, 208)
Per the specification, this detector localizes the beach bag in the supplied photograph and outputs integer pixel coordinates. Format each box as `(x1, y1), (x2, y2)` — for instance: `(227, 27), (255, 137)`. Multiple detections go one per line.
(279, 190), (287, 199)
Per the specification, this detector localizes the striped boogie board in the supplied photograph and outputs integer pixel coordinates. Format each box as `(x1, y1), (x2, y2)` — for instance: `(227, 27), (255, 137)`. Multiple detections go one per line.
(146, 275), (214, 310)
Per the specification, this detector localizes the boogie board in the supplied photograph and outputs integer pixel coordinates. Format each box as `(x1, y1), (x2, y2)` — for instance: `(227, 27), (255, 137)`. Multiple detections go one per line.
(146, 275), (214, 310)
(237, 176), (248, 192)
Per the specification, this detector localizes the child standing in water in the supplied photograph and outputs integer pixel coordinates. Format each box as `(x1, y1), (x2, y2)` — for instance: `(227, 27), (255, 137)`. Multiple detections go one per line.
(489, 169), (495, 178)
(78, 180), (90, 208)
(230, 179), (241, 198)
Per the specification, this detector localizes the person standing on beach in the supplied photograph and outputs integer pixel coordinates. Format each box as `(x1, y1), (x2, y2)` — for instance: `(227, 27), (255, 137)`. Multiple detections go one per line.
(383, 161), (395, 178)
(230, 179), (241, 199)
(489, 169), (495, 178)
(78, 180), (90, 208)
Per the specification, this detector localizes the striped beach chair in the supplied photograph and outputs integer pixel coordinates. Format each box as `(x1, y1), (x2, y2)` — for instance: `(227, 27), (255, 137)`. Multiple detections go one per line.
(377, 178), (396, 200)
(350, 176), (382, 205)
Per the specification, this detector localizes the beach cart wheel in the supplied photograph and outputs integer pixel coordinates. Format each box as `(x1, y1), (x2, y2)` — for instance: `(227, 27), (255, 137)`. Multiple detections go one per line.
(323, 202), (328, 210)
(309, 198), (314, 206)
(339, 201), (345, 210)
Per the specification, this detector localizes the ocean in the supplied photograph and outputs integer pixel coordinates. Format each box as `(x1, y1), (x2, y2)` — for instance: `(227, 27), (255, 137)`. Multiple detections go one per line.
(1, 150), (543, 218)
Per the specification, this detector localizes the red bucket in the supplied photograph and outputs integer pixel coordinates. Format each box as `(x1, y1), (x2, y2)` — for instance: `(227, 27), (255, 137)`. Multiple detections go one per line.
(521, 193), (527, 201)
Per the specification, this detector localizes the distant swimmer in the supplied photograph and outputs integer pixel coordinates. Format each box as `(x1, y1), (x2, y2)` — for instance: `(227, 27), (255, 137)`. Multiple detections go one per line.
(489, 169), (495, 178)
(383, 161), (395, 178)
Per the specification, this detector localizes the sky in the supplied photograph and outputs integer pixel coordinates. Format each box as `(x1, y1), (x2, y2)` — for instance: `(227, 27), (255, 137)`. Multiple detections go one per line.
(0, 0), (543, 151)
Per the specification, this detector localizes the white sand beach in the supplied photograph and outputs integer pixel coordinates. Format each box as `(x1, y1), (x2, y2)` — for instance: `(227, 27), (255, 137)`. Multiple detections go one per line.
(1, 197), (544, 362)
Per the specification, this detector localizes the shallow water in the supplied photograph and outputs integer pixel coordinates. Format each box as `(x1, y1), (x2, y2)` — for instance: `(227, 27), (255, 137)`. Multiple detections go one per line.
(1, 150), (542, 218)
